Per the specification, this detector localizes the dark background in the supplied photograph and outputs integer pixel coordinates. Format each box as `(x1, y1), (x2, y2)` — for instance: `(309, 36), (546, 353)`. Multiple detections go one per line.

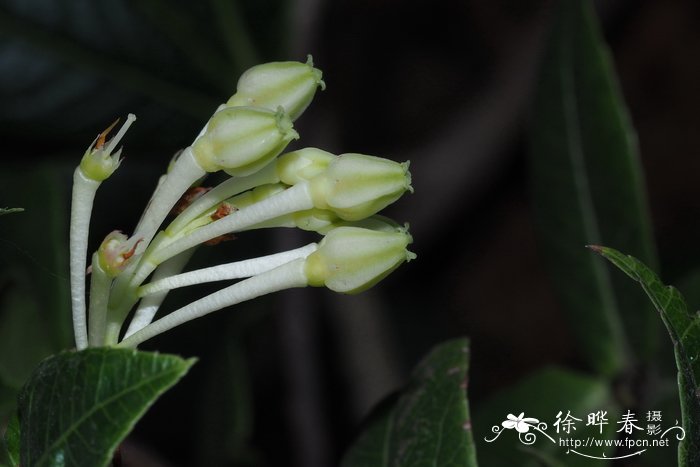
(1, 0), (699, 465)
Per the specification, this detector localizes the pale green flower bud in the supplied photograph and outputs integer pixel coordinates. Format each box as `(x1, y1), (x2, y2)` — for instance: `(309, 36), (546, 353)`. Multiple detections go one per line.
(276, 148), (335, 185)
(97, 231), (141, 278)
(309, 154), (413, 221)
(79, 114), (136, 181)
(192, 106), (299, 176)
(226, 56), (325, 121)
(304, 226), (415, 294)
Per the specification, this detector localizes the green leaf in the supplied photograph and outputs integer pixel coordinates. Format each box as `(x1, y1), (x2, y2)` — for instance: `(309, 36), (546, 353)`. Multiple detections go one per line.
(341, 338), (478, 467)
(591, 246), (700, 466)
(473, 367), (619, 467)
(2, 415), (19, 467)
(18, 348), (195, 467)
(529, 0), (657, 375)
(0, 208), (22, 217)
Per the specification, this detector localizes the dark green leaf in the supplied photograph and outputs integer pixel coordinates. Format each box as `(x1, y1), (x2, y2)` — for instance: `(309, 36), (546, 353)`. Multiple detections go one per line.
(592, 246), (700, 466)
(473, 367), (619, 467)
(529, 0), (657, 375)
(2, 415), (19, 467)
(341, 338), (477, 467)
(18, 348), (195, 467)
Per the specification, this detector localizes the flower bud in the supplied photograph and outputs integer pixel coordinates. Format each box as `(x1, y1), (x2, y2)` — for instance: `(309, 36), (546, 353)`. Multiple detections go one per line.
(309, 154), (412, 221)
(97, 231), (141, 278)
(192, 106), (299, 176)
(226, 56), (325, 121)
(276, 148), (335, 185)
(304, 226), (415, 294)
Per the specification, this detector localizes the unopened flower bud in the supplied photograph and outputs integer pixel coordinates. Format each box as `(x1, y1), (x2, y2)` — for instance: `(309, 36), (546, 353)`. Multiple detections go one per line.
(226, 56), (325, 121)
(192, 106), (299, 176)
(276, 148), (336, 185)
(97, 231), (141, 278)
(304, 226), (415, 293)
(309, 154), (412, 221)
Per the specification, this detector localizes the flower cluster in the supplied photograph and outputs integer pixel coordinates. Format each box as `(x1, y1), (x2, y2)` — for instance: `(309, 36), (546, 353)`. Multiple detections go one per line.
(69, 57), (415, 350)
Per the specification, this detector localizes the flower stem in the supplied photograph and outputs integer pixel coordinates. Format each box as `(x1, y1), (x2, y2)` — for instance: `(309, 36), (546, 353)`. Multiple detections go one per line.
(123, 247), (197, 339)
(139, 242), (317, 296)
(117, 258), (309, 348)
(131, 147), (206, 251)
(69, 170), (100, 350)
(153, 181), (315, 266)
(165, 161), (279, 236)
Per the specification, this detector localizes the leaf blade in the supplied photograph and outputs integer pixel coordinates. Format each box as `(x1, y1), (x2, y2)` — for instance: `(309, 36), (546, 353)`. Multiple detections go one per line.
(18, 348), (195, 467)
(592, 246), (700, 466)
(342, 338), (478, 467)
(529, 0), (657, 375)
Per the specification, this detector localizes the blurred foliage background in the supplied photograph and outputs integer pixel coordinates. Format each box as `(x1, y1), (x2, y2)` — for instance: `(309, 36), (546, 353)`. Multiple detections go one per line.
(1, 0), (700, 466)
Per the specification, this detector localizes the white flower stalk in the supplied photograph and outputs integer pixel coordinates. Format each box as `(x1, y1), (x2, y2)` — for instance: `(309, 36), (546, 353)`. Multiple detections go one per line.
(132, 154), (413, 285)
(165, 147), (333, 235)
(165, 161), (280, 236)
(117, 258), (310, 348)
(139, 243), (318, 297)
(130, 182), (317, 288)
(123, 247), (197, 339)
(226, 56), (325, 121)
(69, 114), (135, 349)
(305, 225), (416, 293)
(129, 147), (207, 254)
(118, 225), (411, 348)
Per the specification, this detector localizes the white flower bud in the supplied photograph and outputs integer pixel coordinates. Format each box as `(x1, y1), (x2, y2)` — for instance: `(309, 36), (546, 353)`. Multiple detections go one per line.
(226, 56), (325, 121)
(192, 106), (299, 176)
(304, 226), (415, 294)
(309, 154), (413, 221)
